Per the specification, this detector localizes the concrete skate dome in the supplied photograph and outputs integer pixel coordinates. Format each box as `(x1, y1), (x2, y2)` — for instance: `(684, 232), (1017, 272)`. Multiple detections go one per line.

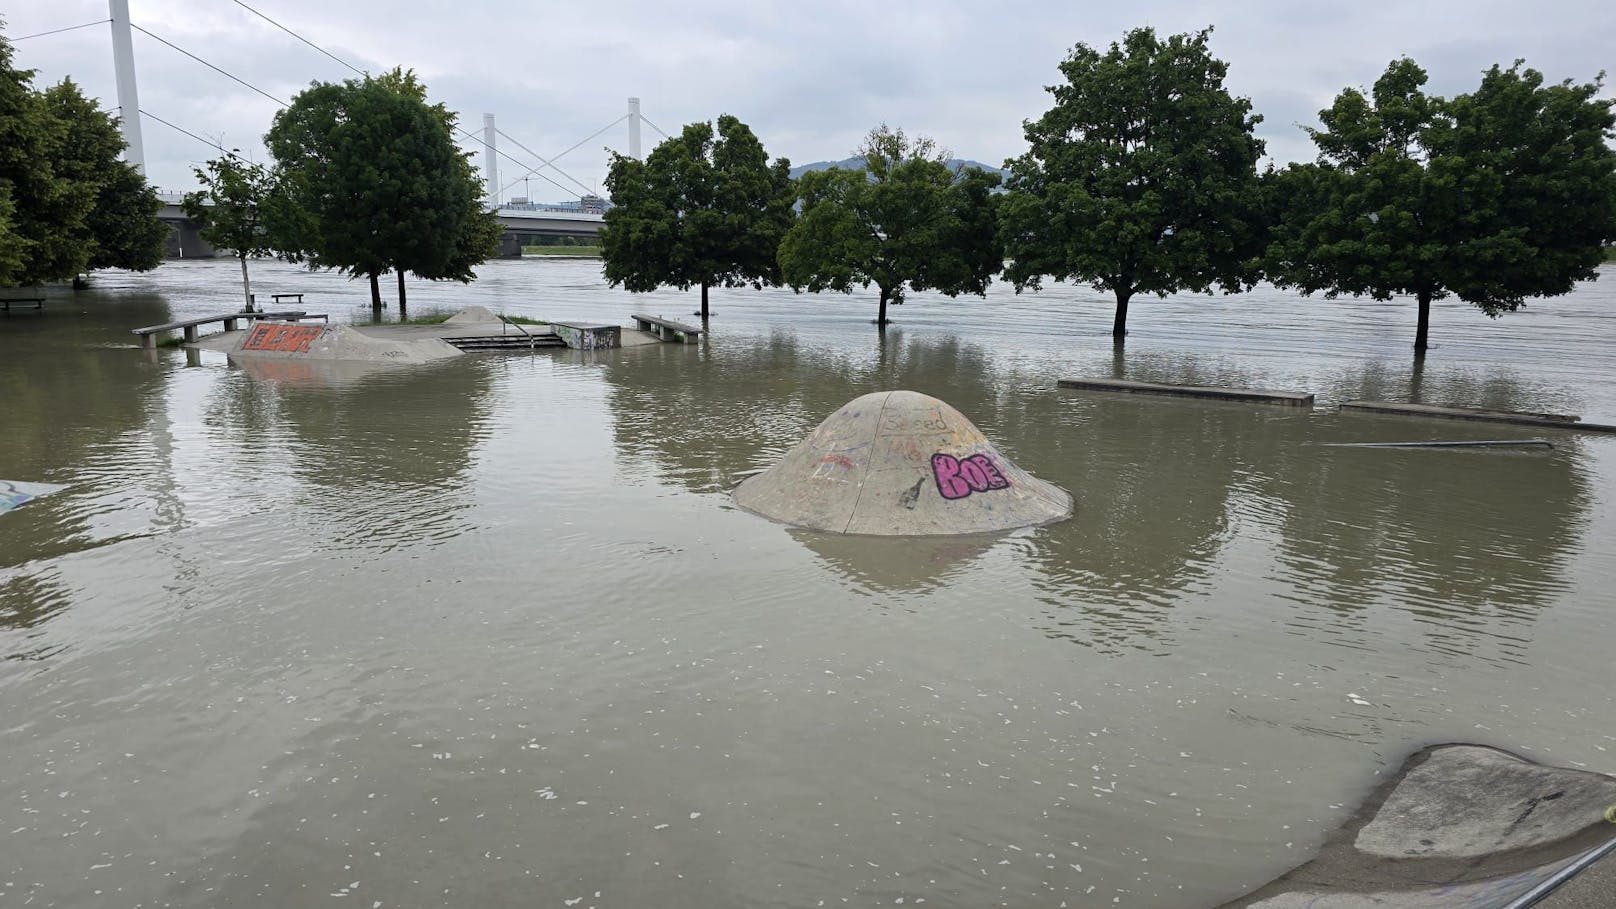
(1221, 744), (1616, 908)
(733, 390), (1072, 535)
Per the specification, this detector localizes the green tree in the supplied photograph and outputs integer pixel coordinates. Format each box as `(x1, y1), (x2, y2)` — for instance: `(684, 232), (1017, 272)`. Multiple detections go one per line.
(42, 79), (165, 274)
(778, 125), (1001, 328)
(1266, 59), (1616, 354)
(1001, 27), (1265, 342)
(266, 68), (498, 317)
(184, 157), (283, 312)
(0, 187), (24, 284)
(601, 114), (795, 320)
(0, 32), (83, 287)
(0, 29), (164, 286)
(85, 162), (167, 272)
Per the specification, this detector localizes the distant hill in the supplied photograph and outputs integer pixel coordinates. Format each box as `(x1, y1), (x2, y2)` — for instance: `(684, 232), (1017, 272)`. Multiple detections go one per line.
(788, 157), (1010, 181)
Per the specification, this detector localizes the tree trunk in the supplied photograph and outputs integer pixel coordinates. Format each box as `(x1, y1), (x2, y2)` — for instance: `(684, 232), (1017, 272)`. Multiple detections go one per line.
(397, 270), (407, 319)
(877, 287), (890, 328)
(1414, 287), (1432, 356)
(1112, 287), (1132, 343)
(239, 255), (254, 312)
(700, 281), (709, 321)
(369, 272), (382, 319)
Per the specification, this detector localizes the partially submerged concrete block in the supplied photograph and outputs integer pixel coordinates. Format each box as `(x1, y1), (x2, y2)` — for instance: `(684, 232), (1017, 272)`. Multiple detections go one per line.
(1356, 745), (1616, 860)
(733, 390), (1072, 536)
(551, 321), (621, 350)
(1221, 744), (1616, 908)
(228, 323), (461, 365)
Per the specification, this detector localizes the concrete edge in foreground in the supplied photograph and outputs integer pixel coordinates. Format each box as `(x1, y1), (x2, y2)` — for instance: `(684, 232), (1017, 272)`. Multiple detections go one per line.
(1057, 378), (1315, 407)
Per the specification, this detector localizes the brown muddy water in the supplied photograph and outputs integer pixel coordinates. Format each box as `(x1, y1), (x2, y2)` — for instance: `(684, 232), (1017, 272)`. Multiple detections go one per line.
(2, 258), (1614, 908)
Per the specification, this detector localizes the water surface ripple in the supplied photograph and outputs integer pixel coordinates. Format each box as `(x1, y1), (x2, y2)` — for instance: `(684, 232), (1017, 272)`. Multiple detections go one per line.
(1, 259), (1613, 908)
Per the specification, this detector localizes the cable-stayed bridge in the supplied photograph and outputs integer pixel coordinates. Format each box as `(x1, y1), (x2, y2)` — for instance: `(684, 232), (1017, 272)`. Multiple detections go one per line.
(20, 2), (666, 257)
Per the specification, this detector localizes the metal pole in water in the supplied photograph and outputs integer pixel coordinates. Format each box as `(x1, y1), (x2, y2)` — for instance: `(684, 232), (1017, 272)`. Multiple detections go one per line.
(1504, 834), (1616, 908)
(482, 114), (500, 206)
(627, 97), (642, 160)
(108, 0), (145, 174)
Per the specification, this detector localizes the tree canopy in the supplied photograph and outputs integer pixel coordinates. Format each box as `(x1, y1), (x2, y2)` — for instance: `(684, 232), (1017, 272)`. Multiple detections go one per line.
(0, 29), (164, 287)
(601, 114), (795, 320)
(43, 80), (165, 275)
(1265, 59), (1616, 353)
(778, 125), (1001, 328)
(85, 158), (167, 273)
(266, 68), (499, 315)
(1000, 27), (1265, 341)
(184, 157), (286, 312)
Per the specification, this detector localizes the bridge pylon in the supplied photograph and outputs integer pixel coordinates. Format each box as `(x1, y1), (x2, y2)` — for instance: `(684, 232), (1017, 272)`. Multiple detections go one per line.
(482, 113), (500, 206)
(628, 97), (641, 160)
(109, 0), (146, 173)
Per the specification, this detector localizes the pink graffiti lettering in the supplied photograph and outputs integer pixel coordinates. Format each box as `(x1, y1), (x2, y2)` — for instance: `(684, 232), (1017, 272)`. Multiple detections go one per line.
(931, 453), (1011, 501)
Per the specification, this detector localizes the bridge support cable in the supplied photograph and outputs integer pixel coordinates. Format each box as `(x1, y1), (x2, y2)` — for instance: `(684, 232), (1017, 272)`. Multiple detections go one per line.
(130, 23), (289, 108)
(492, 115), (630, 201)
(639, 114), (671, 140)
(12, 19), (111, 42)
(492, 128), (596, 197)
(139, 108), (246, 161)
(451, 126), (577, 201)
(227, 0), (367, 77)
(538, 115), (629, 168)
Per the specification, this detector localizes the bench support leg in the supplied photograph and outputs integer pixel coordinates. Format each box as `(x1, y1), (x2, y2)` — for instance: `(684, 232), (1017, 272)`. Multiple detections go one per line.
(183, 325), (198, 344)
(140, 334), (154, 350)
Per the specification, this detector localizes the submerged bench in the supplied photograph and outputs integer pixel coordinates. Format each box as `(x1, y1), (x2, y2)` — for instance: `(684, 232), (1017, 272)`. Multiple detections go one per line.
(1340, 400), (1616, 434)
(131, 311), (328, 349)
(1, 297), (46, 313)
(271, 293), (305, 306)
(630, 313), (703, 343)
(1057, 378), (1315, 407)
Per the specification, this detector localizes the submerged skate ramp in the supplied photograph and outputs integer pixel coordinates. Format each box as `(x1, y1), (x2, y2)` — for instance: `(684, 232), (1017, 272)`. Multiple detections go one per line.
(227, 323), (461, 366)
(1221, 744), (1616, 908)
(2, 480), (65, 515)
(733, 390), (1072, 535)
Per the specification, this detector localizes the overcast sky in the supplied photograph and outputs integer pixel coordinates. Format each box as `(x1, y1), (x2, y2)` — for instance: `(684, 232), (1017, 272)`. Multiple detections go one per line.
(7, 1), (1613, 199)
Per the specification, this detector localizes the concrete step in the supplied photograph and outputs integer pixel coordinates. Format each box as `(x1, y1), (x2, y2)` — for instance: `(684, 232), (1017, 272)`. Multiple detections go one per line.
(445, 334), (565, 351)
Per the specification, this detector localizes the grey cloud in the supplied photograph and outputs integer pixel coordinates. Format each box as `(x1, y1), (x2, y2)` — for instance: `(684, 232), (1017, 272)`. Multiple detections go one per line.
(6, 0), (1613, 193)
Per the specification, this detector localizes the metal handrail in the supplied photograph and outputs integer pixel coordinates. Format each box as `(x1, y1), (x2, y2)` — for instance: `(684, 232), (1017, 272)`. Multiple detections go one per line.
(1505, 832), (1616, 908)
(498, 314), (537, 350)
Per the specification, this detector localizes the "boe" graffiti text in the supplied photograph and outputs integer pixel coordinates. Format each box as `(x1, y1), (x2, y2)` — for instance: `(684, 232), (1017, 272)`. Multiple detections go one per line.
(931, 452), (1011, 501)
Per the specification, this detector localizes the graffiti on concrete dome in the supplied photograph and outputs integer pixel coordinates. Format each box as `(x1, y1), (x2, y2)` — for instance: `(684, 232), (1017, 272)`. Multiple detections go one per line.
(733, 390), (1072, 536)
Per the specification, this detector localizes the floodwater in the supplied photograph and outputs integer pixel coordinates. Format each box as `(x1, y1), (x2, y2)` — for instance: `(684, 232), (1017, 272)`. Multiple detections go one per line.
(2, 258), (1614, 908)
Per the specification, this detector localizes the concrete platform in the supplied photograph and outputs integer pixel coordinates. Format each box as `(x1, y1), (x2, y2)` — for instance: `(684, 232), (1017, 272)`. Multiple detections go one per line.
(1221, 744), (1616, 908)
(1339, 401), (1616, 433)
(1058, 378), (1315, 407)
